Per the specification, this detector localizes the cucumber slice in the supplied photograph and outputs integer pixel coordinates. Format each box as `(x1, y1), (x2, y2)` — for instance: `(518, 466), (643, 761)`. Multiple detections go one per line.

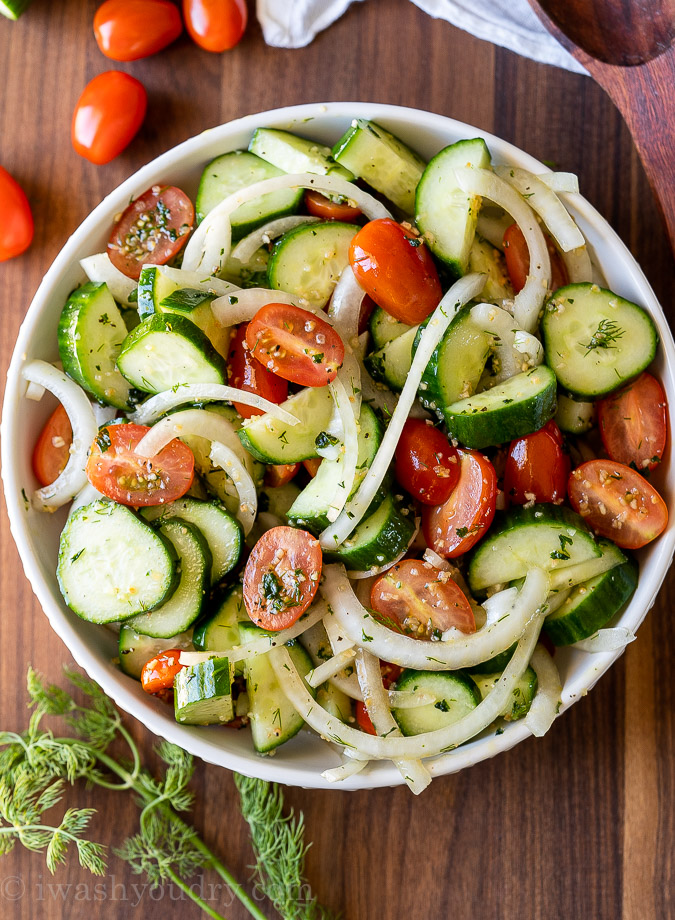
(541, 283), (658, 398)
(369, 306), (413, 349)
(392, 669), (480, 735)
(470, 666), (537, 721)
(415, 138), (492, 275)
(118, 626), (193, 680)
(548, 538), (626, 591)
(57, 282), (134, 410)
(193, 583), (246, 652)
(467, 236), (513, 303)
(142, 498), (241, 586)
(258, 482), (302, 519)
(443, 365), (558, 449)
(365, 325), (418, 392)
(468, 643), (517, 675)
(238, 385), (334, 463)
(555, 393), (596, 434)
(543, 557), (638, 646)
(196, 150), (303, 237)
(332, 119), (426, 213)
(316, 682), (353, 723)
(468, 504), (601, 592)
(57, 500), (177, 624)
(0, 0), (31, 19)
(267, 221), (358, 309)
(174, 658), (234, 725)
(249, 127), (353, 180)
(117, 313), (227, 394)
(325, 493), (416, 571)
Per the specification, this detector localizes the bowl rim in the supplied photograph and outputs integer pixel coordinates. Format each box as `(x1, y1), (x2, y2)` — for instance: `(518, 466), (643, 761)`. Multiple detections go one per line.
(3, 100), (675, 790)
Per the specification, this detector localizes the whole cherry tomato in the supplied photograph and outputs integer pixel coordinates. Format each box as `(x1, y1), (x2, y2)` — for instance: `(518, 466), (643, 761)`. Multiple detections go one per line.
(395, 419), (460, 505)
(72, 71), (147, 165)
(503, 420), (569, 505)
(503, 223), (568, 293)
(183, 0), (247, 52)
(304, 189), (362, 222)
(597, 372), (667, 472)
(94, 0), (183, 61)
(228, 323), (288, 418)
(0, 165), (33, 262)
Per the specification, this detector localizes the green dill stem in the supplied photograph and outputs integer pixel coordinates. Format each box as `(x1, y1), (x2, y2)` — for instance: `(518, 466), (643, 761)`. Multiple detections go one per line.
(187, 836), (269, 920)
(165, 868), (231, 920)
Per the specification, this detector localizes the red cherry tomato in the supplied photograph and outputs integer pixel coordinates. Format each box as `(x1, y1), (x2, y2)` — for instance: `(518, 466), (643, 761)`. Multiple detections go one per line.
(264, 463), (300, 488)
(302, 458), (322, 478)
(0, 165), (33, 262)
(304, 189), (362, 222)
(71, 71), (147, 165)
(597, 373), (667, 473)
(86, 424), (194, 506)
(32, 405), (73, 487)
(349, 219), (442, 325)
(503, 420), (569, 506)
(568, 459), (668, 549)
(370, 559), (476, 637)
(503, 223), (569, 293)
(355, 659), (403, 735)
(395, 419), (460, 505)
(141, 649), (186, 694)
(358, 294), (376, 336)
(246, 304), (344, 388)
(228, 323), (288, 419)
(183, 0), (247, 52)
(243, 526), (322, 630)
(108, 186), (194, 280)
(355, 700), (377, 735)
(422, 449), (497, 558)
(94, 0), (182, 61)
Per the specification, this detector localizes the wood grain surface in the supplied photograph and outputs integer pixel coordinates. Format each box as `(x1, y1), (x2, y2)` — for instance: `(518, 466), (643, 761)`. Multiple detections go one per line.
(1, 2), (674, 918)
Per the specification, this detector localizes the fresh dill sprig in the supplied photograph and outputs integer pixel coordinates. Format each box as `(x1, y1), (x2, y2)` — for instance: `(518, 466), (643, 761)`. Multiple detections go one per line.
(582, 318), (625, 355)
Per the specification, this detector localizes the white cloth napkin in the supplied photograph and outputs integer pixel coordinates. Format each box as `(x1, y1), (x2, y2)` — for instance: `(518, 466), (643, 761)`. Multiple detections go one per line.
(256, 0), (587, 74)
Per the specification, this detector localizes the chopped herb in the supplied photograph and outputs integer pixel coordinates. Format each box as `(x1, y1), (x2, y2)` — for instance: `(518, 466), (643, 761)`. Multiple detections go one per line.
(94, 429), (112, 453)
(581, 319), (625, 356)
(160, 288), (213, 312)
(434, 700), (450, 713)
(314, 431), (339, 449)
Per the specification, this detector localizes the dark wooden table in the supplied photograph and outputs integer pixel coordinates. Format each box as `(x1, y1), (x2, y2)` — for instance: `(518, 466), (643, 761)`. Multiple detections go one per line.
(1, 2), (673, 918)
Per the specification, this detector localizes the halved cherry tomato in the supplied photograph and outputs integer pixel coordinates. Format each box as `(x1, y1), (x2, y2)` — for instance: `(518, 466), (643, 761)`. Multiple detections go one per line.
(597, 373), (667, 473)
(94, 0), (182, 61)
(228, 323), (288, 418)
(422, 449), (497, 558)
(32, 405), (73, 488)
(355, 660), (403, 735)
(183, 0), (247, 52)
(395, 419), (460, 505)
(0, 165), (33, 262)
(265, 463), (300, 488)
(304, 189), (362, 222)
(371, 559), (476, 637)
(568, 459), (668, 549)
(503, 223), (569, 293)
(503, 420), (569, 505)
(243, 526), (322, 630)
(108, 186), (194, 280)
(86, 423), (194, 506)
(71, 71), (147, 165)
(355, 701), (377, 735)
(141, 649), (185, 694)
(349, 219), (442, 325)
(380, 661), (403, 688)
(303, 458), (322, 478)
(246, 303), (344, 387)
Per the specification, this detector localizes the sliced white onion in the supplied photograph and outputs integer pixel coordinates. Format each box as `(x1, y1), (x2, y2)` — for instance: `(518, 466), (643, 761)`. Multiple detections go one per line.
(476, 212), (512, 249)
(208, 441), (257, 533)
(471, 302), (540, 386)
(80, 253), (138, 306)
(210, 288), (311, 328)
(359, 363), (398, 419)
(388, 689), (438, 709)
(548, 553), (622, 591)
(320, 273), (486, 549)
(230, 216), (321, 265)
(524, 644), (562, 737)
(538, 171), (580, 194)
(130, 383), (300, 426)
(480, 586), (519, 626)
(455, 168), (549, 333)
(306, 648), (357, 689)
(495, 166), (585, 252)
(328, 265), (365, 347)
(423, 548), (452, 571)
(322, 756), (369, 783)
(513, 330), (545, 364)
(561, 245), (593, 284)
(25, 380), (45, 400)
(542, 587), (571, 616)
(68, 482), (106, 517)
(323, 611), (355, 654)
(323, 375), (360, 523)
(346, 516), (420, 579)
(22, 361), (98, 511)
(572, 627), (636, 653)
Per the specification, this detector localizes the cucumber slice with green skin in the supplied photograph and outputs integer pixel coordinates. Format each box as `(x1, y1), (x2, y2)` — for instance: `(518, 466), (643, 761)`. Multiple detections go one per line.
(467, 236), (513, 303)
(117, 313), (227, 394)
(468, 503), (601, 592)
(369, 306), (413, 349)
(195, 150), (303, 237)
(392, 669), (480, 736)
(316, 682), (353, 723)
(118, 626), (193, 680)
(543, 557), (638, 646)
(142, 498), (241, 586)
(470, 666), (537, 721)
(325, 493), (416, 571)
(258, 483), (302, 519)
(267, 221), (358, 309)
(541, 283), (659, 399)
(238, 385), (334, 463)
(555, 393), (596, 434)
(249, 127), (353, 180)
(365, 325), (418, 392)
(468, 643), (517, 675)
(0, 0), (31, 19)
(443, 365), (558, 449)
(57, 500), (178, 624)
(58, 282), (134, 410)
(174, 658), (234, 725)
(547, 539), (626, 591)
(415, 138), (492, 275)
(193, 583), (246, 652)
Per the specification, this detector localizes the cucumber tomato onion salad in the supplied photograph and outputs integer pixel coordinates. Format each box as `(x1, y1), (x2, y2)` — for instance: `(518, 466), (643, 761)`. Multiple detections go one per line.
(23, 121), (668, 793)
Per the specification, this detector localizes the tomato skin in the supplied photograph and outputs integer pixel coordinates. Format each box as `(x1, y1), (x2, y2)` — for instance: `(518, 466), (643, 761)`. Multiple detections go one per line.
(302, 458), (322, 478)
(304, 189), (362, 222)
(141, 649), (185, 694)
(349, 219), (442, 325)
(504, 420), (569, 505)
(246, 304), (344, 388)
(568, 459), (668, 550)
(183, 0), (247, 52)
(32, 405), (73, 487)
(72, 71), (147, 165)
(422, 449), (497, 558)
(228, 323), (288, 418)
(503, 223), (568, 293)
(108, 186), (194, 280)
(86, 424), (194, 506)
(355, 701), (377, 735)
(0, 166), (33, 262)
(94, 0), (182, 61)
(395, 419), (460, 505)
(597, 373), (667, 472)
(264, 463), (300, 488)
(243, 526), (322, 630)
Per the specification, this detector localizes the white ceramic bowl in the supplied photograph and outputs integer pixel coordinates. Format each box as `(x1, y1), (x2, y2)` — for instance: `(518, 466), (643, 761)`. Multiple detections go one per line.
(3, 102), (674, 790)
